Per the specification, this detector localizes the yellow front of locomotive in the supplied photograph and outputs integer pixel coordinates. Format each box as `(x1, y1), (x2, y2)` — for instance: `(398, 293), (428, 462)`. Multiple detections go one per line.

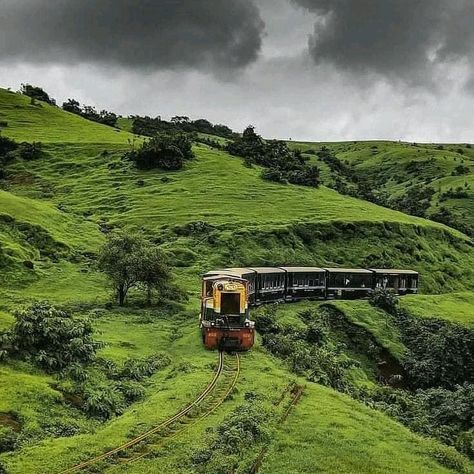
(200, 276), (254, 350)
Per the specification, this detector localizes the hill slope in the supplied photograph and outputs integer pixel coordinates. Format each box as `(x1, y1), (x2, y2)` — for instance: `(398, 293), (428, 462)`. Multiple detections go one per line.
(290, 140), (474, 236)
(0, 89), (473, 474)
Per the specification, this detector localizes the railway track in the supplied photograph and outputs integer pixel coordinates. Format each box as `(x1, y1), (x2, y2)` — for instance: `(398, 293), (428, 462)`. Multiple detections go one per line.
(59, 351), (240, 473)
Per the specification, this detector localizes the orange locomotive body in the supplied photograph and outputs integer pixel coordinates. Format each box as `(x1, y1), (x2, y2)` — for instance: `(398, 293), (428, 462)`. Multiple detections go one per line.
(200, 271), (255, 351)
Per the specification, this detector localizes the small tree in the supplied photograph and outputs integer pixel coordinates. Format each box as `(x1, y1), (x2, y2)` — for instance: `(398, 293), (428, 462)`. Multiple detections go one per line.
(20, 84), (56, 106)
(98, 232), (171, 305)
(129, 133), (194, 170)
(138, 246), (171, 305)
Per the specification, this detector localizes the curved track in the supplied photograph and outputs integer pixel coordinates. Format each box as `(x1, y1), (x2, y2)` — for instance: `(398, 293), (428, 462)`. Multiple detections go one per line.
(59, 351), (240, 473)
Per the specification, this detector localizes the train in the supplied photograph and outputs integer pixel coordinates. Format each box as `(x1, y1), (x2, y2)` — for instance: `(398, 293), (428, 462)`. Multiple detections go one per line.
(200, 267), (419, 351)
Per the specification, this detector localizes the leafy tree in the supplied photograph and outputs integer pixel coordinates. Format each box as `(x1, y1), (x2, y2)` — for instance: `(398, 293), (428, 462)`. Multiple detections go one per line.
(128, 133), (194, 170)
(1, 302), (100, 372)
(98, 232), (171, 305)
(20, 84), (56, 105)
(227, 126), (321, 188)
(62, 98), (82, 115)
(138, 246), (171, 304)
(62, 99), (117, 127)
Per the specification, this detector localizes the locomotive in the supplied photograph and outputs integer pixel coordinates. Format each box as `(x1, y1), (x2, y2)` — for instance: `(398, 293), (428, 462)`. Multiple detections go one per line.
(200, 267), (419, 351)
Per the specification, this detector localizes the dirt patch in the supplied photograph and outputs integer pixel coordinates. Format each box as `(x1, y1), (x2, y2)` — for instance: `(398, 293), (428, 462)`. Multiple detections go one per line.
(0, 412), (21, 432)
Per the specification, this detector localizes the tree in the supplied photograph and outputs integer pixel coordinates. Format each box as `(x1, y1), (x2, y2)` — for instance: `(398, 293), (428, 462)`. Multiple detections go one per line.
(62, 98), (82, 115)
(138, 246), (171, 305)
(129, 133), (194, 170)
(98, 232), (171, 305)
(20, 84), (56, 105)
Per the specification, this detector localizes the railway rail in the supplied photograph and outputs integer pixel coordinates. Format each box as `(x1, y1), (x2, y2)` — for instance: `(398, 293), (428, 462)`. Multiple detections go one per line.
(59, 351), (240, 473)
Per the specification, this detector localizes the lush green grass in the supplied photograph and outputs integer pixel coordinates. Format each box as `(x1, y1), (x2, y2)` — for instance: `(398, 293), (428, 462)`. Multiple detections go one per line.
(1, 88), (473, 473)
(330, 300), (405, 359)
(261, 383), (468, 474)
(0, 189), (102, 252)
(8, 143), (461, 233)
(401, 292), (474, 327)
(289, 139), (474, 234)
(0, 88), (138, 144)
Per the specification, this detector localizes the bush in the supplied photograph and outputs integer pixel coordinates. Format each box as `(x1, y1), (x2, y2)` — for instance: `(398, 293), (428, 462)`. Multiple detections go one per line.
(16, 141), (42, 160)
(118, 353), (170, 381)
(452, 165), (470, 176)
(1, 302), (101, 372)
(0, 135), (18, 157)
(226, 126), (321, 188)
(0, 427), (18, 453)
(370, 288), (399, 314)
(83, 385), (125, 419)
(128, 133), (194, 170)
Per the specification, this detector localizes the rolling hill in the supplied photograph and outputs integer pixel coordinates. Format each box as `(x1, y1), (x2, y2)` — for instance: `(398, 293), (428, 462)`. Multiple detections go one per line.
(0, 88), (473, 474)
(290, 140), (474, 236)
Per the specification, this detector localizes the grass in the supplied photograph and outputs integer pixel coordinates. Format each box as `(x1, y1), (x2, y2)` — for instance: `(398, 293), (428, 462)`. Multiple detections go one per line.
(288, 139), (474, 234)
(0, 88), (473, 473)
(401, 292), (474, 327)
(0, 88), (138, 144)
(330, 300), (405, 359)
(261, 383), (465, 474)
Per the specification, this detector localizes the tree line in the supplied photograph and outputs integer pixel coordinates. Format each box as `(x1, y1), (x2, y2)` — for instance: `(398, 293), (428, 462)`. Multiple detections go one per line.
(226, 126), (321, 187)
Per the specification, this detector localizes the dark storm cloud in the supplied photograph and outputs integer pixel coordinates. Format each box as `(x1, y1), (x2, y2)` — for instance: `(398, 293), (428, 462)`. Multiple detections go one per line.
(0, 0), (265, 71)
(292, 0), (474, 84)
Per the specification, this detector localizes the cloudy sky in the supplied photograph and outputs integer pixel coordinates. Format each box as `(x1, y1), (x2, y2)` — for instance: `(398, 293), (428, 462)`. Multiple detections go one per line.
(1, 0), (474, 142)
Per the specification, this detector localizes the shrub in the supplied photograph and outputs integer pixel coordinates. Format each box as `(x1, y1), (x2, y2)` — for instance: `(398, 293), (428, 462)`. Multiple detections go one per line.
(1, 302), (101, 372)
(118, 353), (170, 381)
(370, 288), (399, 314)
(452, 165), (470, 176)
(16, 141), (42, 160)
(0, 427), (18, 453)
(128, 133), (194, 170)
(83, 385), (125, 419)
(0, 135), (18, 157)
(226, 126), (321, 188)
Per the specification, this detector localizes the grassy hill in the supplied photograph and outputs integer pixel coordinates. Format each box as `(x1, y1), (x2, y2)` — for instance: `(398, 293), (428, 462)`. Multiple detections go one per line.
(0, 88), (473, 473)
(289, 140), (474, 236)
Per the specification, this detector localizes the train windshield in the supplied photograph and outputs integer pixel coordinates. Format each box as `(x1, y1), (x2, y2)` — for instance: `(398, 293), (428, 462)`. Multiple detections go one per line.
(221, 292), (240, 315)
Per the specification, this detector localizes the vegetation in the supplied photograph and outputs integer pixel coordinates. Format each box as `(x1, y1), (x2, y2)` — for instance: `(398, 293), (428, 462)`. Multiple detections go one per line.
(20, 84), (56, 106)
(289, 140), (474, 236)
(0, 302), (100, 372)
(127, 132), (194, 170)
(131, 115), (236, 139)
(227, 126), (321, 187)
(98, 232), (171, 305)
(0, 87), (472, 473)
(62, 99), (118, 127)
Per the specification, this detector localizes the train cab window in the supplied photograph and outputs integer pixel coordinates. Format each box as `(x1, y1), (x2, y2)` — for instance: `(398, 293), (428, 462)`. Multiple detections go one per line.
(221, 293), (240, 315)
(205, 281), (213, 296)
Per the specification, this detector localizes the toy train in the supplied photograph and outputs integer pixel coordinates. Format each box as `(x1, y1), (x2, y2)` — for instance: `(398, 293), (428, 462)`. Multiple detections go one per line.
(200, 267), (419, 351)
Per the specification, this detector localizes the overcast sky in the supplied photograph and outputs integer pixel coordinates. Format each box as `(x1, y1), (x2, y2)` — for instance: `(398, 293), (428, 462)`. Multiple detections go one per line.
(1, 0), (474, 142)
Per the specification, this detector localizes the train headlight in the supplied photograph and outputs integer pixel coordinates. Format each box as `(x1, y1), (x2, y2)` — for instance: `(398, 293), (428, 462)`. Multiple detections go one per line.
(245, 321), (250, 328)
(211, 322), (215, 327)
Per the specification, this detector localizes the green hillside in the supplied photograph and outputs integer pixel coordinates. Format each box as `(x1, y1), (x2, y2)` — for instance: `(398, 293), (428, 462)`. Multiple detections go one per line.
(0, 88), (473, 473)
(289, 140), (474, 236)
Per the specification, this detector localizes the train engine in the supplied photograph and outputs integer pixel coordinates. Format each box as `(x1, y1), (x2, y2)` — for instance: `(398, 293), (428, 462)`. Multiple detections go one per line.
(200, 272), (255, 351)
